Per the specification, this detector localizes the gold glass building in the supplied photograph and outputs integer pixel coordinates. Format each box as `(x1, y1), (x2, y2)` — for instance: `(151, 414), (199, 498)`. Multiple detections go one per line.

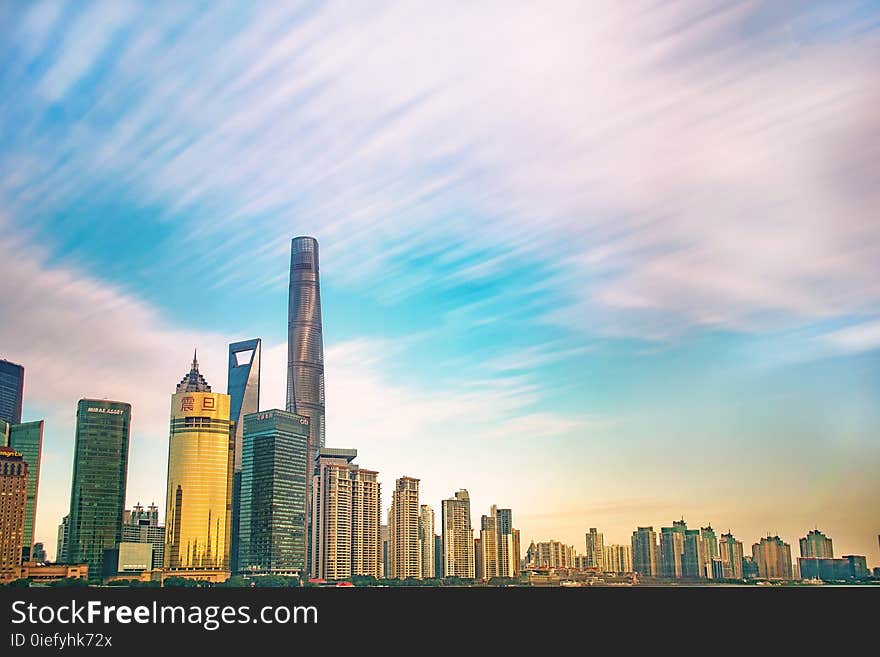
(164, 353), (233, 575)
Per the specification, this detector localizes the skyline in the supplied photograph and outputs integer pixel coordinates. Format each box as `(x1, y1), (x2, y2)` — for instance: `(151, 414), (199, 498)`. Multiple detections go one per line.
(1, 2), (879, 564)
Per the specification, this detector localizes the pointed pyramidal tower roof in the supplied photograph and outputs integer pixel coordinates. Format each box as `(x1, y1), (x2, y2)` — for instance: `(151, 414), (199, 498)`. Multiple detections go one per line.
(176, 348), (212, 393)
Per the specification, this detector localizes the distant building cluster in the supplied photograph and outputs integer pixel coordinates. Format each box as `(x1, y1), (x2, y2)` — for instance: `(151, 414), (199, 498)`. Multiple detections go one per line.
(0, 239), (877, 587)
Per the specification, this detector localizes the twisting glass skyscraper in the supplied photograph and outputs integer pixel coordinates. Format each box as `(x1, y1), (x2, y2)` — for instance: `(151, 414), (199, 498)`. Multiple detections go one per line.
(287, 236), (325, 450)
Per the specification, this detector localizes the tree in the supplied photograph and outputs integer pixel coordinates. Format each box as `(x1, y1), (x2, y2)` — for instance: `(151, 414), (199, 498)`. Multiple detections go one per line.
(50, 577), (88, 588)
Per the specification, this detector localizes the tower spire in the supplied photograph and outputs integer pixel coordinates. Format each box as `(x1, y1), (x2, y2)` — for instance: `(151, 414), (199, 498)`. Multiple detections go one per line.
(192, 348), (198, 371)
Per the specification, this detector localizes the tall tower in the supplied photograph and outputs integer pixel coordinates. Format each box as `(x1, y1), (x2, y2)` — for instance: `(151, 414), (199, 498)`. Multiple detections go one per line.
(0, 359), (24, 425)
(68, 399), (131, 575)
(419, 505), (435, 579)
(239, 409), (310, 576)
(164, 352), (233, 575)
(0, 447), (28, 580)
(799, 529), (833, 558)
(632, 526), (658, 577)
(584, 528), (604, 571)
(389, 476), (420, 579)
(442, 489), (475, 579)
(227, 338), (261, 574)
(287, 236), (325, 448)
(2, 419), (43, 561)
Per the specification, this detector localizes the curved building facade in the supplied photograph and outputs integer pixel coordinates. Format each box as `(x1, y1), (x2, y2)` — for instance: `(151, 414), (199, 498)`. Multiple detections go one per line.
(286, 236), (325, 450)
(164, 354), (233, 573)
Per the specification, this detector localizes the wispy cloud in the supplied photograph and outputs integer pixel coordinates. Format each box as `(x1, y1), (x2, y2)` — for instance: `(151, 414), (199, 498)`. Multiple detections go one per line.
(1, 2), (878, 338)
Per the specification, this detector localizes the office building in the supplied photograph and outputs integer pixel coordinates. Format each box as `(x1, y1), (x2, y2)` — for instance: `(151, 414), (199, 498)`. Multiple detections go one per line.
(752, 535), (793, 580)
(0, 447), (28, 581)
(380, 524), (389, 578)
(602, 544), (633, 573)
(102, 542), (153, 579)
(287, 237), (326, 558)
(164, 354), (233, 574)
(718, 532), (744, 579)
(584, 528), (604, 570)
(632, 527), (659, 577)
(67, 399), (131, 575)
(389, 476), (421, 579)
(0, 359), (24, 425)
(227, 338), (261, 574)
(683, 528), (708, 578)
(474, 537), (483, 580)
(3, 419), (43, 560)
(660, 520), (687, 579)
(799, 529), (833, 559)
(419, 505), (435, 579)
(742, 555), (759, 579)
(479, 512), (498, 580)
(122, 503), (165, 570)
(56, 515), (69, 563)
(239, 409), (309, 576)
(442, 489), (475, 579)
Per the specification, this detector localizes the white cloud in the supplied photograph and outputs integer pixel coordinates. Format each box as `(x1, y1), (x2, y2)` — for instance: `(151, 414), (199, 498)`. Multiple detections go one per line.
(4, 2), (879, 336)
(822, 320), (880, 354)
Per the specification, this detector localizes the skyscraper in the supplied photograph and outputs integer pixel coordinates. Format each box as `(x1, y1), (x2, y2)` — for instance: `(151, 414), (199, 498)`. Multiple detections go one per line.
(533, 540), (575, 568)
(67, 399), (131, 575)
(227, 338), (261, 575)
(164, 354), (233, 575)
(419, 505), (435, 579)
(494, 507), (521, 579)
(752, 535), (793, 580)
(718, 532), (744, 579)
(434, 534), (444, 579)
(0, 359), (24, 425)
(238, 409), (309, 577)
(584, 528), (604, 571)
(660, 519), (687, 579)
(389, 476), (420, 579)
(442, 489), (475, 579)
(683, 527), (707, 578)
(5, 420), (43, 561)
(632, 526), (659, 577)
(799, 529), (833, 558)
(0, 447), (28, 581)
(479, 512), (498, 581)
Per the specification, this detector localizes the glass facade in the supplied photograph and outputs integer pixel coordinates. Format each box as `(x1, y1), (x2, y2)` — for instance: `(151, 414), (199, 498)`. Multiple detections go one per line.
(287, 236), (326, 450)
(67, 399), (131, 575)
(238, 409), (309, 575)
(164, 382), (233, 572)
(7, 420), (43, 561)
(0, 359), (24, 425)
(227, 338), (261, 574)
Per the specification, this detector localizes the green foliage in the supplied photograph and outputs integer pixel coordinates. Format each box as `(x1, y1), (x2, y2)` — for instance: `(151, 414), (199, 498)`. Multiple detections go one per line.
(163, 576), (212, 588)
(220, 575), (252, 588)
(251, 575), (290, 588)
(50, 577), (89, 588)
(3, 578), (30, 588)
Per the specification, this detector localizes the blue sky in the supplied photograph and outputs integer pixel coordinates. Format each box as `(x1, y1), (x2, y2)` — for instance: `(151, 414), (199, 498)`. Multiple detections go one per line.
(1, 1), (879, 563)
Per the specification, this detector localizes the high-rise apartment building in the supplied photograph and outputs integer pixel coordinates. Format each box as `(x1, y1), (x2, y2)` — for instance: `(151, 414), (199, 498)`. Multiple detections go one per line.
(122, 503), (165, 570)
(68, 399), (131, 575)
(2, 419), (43, 561)
(491, 507), (521, 579)
(164, 355), (233, 574)
(532, 540), (575, 568)
(434, 535), (444, 579)
(752, 535), (793, 580)
(227, 338), (261, 574)
(479, 512), (498, 581)
(660, 520), (687, 579)
(238, 409), (309, 576)
(632, 526), (658, 577)
(350, 465), (381, 578)
(799, 529), (833, 558)
(602, 544), (633, 573)
(389, 477), (421, 579)
(0, 447), (28, 581)
(0, 359), (24, 425)
(718, 532), (744, 580)
(584, 528), (604, 570)
(442, 489), (475, 579)
(419, 505), (435, 579)
(683, 528), (707, 578)
(700, 525), (718, 576)
(474, 537), (483, 581)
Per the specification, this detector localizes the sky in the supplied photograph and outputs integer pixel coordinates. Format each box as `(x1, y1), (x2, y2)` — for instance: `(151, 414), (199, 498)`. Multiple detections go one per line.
(1, 1), (879, 565)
